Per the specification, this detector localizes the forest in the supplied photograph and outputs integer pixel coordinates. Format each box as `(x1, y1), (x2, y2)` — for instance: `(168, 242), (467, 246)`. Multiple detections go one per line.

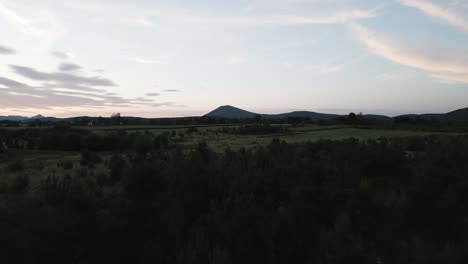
(1, 122), (468, 264)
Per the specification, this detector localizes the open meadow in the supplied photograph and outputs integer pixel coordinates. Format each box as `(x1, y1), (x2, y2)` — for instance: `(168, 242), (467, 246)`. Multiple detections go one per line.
(1, 123), (465, 185)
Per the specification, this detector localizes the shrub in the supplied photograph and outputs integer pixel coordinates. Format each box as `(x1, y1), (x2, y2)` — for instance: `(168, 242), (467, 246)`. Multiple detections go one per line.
(8, 160), (25, 172)
(9, 174), (29, 193)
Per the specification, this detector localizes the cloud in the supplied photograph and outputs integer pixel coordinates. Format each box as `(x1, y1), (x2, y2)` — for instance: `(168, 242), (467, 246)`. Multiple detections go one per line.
(257, 10), (377, 25)
(162, 9), (377, 26)
(349, 22), (468, 83)
(304, 55), (366, 75)
(0, 76), (31, 90)
(146, 93), (160, 96)
(120, 56), (168, 65)
(58, 63), (82, 72)
(73, 2), (377, 29)
(0, 2), (66, 47)
(0, 44), (16, 55)
(0, 76), (94, 108)
(163, 89), (182, 92)
(247, 0), (358, 11)
(400, 0), (468, 33)
(0, 2), (41, 36)
(149, 102), (186, 108)
(132, 97), (154, 103)
(0, 74), (177, 110)
(42, 83), (107, 93)
(10, 65), (117, 87)
(431, 73), (468, 84)
(317, 58), (347, 75)
(51, 51), (75, 59)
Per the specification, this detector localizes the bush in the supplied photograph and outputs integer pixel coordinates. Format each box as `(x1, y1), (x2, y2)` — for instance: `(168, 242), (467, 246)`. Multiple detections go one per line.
(109, 154), (126, 181)
(9, 174), (29, 193)
(58, 160), (74, 170)
(8, 160), (25, 172)
(80, 150), (102, 168)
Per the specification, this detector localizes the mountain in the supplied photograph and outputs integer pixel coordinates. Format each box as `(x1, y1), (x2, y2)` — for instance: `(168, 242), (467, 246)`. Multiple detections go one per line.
(2, 106), (468, 124)
(24, 114), (61, 122)
(396, 108), (468, 123)
(205, 106), (343, 120)
(0, 115), (29, 121)
(443, 108), (468, 122)
(264, 111), (341, 121)
(0, 114), (60, 122)
(206, 105), (468, 123)
(363, 114), (392, 121)
(205, 105), (259, 119)
(30, 114), (45, 120)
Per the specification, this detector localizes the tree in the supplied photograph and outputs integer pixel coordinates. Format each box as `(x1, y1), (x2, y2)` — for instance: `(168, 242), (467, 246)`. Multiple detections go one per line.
(111, 113), (122, 125)
(254, 114), (262, 122)
(348, 112), (357, 123)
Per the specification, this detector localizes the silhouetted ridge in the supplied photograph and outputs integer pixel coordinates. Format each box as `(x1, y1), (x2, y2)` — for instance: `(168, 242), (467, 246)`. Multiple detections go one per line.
(205, 105), (259, 119)
(2, 106), (468, 123)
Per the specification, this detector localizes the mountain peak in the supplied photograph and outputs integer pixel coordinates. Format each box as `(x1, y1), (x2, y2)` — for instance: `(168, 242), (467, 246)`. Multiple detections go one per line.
(205, 105), (258, 119)
(30, 114), (45, 119)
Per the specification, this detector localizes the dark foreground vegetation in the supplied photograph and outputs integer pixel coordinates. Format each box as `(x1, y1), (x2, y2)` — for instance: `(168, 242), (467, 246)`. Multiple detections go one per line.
(1, 124), (468, 263)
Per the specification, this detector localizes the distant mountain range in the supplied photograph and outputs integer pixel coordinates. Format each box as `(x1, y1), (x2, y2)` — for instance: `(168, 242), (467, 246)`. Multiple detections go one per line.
(205, 105), (342, 121)
(0, 114), (46, 122)
(2, 105), (468, 123)
(205, 105), (468, 122)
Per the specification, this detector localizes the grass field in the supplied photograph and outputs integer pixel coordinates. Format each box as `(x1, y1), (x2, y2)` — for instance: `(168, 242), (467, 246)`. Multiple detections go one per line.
(0, 148), (114, 188)
(1, 124), (465, 176)
(181, 126), (465, 151)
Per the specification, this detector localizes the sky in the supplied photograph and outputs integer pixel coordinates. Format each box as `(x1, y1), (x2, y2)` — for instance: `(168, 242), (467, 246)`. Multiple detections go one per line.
(1, 0), (468, 118)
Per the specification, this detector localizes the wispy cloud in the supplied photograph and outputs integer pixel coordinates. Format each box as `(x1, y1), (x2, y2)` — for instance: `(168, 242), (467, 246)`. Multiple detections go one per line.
(400, 0), (468, 33)
(146, 93), (160, 97)
(51, 51), (75, 59)
(0, 44), (16, 55)
(187, 9), (376, 26)
(0, 73), (176, 111)
(58, 63), (82, 72)
(10, 65), (117, 87)
(304, 56), (366, 75)
(431, 73), (468, 84)
(349, 22), (468, 83)
(72, 2), (377, 28)
(0, 2), (41, 36)
(163, 89), (182, 92)
(318, 58), (347, 75)
(0, 2), (65, 47)
(120, 56), (168, 65)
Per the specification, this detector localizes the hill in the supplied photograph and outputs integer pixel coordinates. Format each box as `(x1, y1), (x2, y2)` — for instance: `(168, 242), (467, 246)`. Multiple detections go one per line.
(396, 108), (468, 123)
(205, 105), (259, 119)
(363, 114), (393, 121)
(263, 111), (341, 121)
(0, 115), (29, 121)
(2, 106), (468, 124)
(205, 105), (343, 120)
(443, 108), (468, 122)
(205, 105), (468, 123)
(0, 114), (59, 122)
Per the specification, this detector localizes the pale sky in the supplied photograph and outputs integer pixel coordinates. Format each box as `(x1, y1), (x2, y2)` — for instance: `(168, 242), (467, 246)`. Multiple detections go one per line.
(1, 0), (468, 117)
